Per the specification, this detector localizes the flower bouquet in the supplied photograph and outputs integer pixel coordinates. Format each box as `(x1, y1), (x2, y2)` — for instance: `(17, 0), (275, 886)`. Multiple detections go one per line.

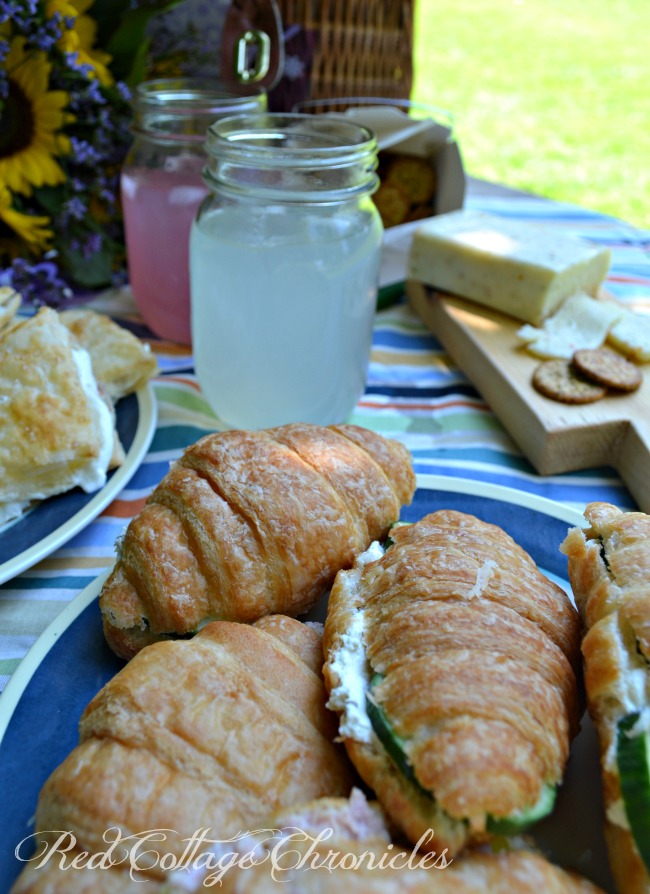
(0, 0), (183, 306)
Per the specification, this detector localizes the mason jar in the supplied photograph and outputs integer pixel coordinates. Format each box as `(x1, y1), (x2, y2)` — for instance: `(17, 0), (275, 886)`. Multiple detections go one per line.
(120, 78), (266, 344)
(190, 112), (383, 429)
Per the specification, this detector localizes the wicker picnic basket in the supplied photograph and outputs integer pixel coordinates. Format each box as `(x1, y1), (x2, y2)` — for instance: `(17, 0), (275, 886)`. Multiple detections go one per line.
(277, 0), (414, 101)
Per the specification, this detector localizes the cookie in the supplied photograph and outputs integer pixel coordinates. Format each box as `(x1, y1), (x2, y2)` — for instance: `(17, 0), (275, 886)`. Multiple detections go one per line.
(385, 155), (437, 204)
(532, 359), (607, 404)
(372, 181), (411, 228)
(572, 347), (643, 392)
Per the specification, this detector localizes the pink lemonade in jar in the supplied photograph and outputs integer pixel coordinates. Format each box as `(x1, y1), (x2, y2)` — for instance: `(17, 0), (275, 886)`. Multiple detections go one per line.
(121, 155), (207, 344)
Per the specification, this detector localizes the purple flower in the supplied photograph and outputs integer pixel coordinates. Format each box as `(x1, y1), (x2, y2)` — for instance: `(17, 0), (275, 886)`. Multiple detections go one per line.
(1, 1), (38, 27)
(69, 136), (100, 165)
(64, 52), (94, 78)
(82, 232), (102, 258)
(63, 196), (87, 221)
(116, 81), (131, 102)
(111, 267), (129, 288)
(85, 79), (105, 104)
(10, 258), (73, 308)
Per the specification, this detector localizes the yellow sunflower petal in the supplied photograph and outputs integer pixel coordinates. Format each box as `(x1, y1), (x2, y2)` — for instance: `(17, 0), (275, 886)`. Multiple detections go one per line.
(0, 188), (53, 253)
(0, 37), (71, 196)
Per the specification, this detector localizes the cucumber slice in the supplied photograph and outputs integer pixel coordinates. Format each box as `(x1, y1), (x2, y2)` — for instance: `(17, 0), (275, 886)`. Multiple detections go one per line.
(366, 674), (431, 797)
(367, 673), (557, 834)
(486, 783), (557, 834)
(617, 711), (650, 872)
(383, 521), (412, 550)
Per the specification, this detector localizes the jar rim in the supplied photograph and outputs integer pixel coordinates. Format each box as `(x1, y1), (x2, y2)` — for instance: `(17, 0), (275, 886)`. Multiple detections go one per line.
(134, 78), (266, 112)
(205, 113), (378, 164)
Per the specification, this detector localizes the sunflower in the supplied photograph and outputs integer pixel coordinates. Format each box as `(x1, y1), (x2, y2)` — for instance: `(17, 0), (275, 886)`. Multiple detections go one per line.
(0, 37), (71, 197)
(0, 187), (53, 258)
(47, 0), (114, 86)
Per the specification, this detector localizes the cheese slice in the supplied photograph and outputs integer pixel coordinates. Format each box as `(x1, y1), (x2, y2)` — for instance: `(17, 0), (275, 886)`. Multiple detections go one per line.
(607, 307), (650, 362)
(517, 292), (624, 359)
(408, 209), (611, 324)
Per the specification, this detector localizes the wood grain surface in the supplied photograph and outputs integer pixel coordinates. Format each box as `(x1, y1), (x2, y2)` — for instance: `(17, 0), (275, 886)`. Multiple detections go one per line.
(407, 280), (650, 511)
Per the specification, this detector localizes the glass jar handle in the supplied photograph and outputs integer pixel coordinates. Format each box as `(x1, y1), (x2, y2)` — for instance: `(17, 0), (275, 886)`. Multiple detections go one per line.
(235, 29), (271, 83)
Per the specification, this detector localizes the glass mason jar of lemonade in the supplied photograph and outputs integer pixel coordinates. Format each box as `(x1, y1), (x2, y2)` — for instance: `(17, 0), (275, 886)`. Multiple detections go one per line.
(190, 113), (383, 429)
(121, 79), (266, 344)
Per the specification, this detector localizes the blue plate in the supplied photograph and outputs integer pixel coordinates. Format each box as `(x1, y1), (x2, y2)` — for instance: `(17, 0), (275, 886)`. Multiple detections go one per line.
(0, 385), (157, 584)
(0, 476), (616, 892)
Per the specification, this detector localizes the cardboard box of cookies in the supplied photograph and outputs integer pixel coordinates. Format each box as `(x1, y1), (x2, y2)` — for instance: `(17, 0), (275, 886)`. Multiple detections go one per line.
(338, 103), (467, 227)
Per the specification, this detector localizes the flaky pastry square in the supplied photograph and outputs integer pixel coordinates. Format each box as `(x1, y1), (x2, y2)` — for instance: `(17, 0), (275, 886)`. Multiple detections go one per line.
(59, 308), (158, 400)
(0, 308), (114, 524)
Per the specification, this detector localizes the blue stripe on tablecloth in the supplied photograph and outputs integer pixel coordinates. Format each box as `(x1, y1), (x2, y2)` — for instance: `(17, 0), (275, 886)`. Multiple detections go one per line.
(148, 424), (215, 452)
(6, 576), (100, 591)
(365, 384), (479, 398)
(409, 461), (635, 511)
(372, 330), (442, 350)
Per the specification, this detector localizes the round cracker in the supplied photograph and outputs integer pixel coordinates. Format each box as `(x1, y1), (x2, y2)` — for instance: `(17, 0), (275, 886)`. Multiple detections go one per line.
(532, 359), (607, 404)
(572, 347), (642, 392)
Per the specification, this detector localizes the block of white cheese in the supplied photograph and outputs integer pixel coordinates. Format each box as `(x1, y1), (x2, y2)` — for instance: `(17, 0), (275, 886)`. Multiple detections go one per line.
(516, 292), (624, 359)
(408, 209), (611, 325)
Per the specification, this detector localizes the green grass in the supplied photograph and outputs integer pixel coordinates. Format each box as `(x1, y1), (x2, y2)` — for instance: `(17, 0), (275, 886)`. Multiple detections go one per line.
(411, 0), (649, 230)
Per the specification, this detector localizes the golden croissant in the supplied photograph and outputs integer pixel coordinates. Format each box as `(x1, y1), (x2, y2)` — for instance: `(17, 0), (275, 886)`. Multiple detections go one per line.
(210, 789), (605, 894)
(10, 615), (354, 894)
(562, 502), (650, 894)
(323, 510), (582, 857)
(99, 422), (416, 660)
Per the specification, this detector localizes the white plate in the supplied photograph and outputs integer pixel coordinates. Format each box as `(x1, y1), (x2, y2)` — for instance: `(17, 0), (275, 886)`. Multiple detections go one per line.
(0, 475), (616, 892)
(0, 384), (157, 585)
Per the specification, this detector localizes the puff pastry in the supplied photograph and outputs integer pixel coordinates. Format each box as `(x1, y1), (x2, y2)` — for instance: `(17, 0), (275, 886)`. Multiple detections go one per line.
(0, 285), (21, 335)
(99, 423), (416, 660)
(323, 510), (582, 857)
(11, 616), (353, 893)
(0, 308), (114, 525)
(59, 308), (158, 401)
(562, 502), (650, 894)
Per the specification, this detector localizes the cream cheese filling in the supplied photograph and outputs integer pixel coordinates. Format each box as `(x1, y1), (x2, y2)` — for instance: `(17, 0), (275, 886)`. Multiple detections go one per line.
(325, 541), (385, 745)
(70, 346), (114, 493)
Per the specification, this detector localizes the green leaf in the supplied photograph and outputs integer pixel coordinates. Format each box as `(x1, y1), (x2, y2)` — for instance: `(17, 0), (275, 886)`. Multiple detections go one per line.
(103, 2), (186, 84)
(33, 185), (67, 216)
(91, 0), (181, 56)
(58, 238), (114, 289)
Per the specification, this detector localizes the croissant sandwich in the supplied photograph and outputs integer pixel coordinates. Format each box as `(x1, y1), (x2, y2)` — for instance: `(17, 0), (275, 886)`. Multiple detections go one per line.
(182, 789), (605, 893)
(99, 423), (416, 659)
(323, 510), (582, 858)
(13, 786), (606, 893)
(562, 502), (650, 894)
(11, 615), (354, 894)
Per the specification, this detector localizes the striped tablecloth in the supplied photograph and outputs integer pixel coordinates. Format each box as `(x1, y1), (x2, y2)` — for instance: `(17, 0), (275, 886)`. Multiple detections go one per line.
(1, 189), (648, 694)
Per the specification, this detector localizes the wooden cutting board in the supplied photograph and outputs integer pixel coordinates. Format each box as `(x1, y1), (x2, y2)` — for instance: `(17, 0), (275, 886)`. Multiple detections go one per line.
(407, 280), (650, 512)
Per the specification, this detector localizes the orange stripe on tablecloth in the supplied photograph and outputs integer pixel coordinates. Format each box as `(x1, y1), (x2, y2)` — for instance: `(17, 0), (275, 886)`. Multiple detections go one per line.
(147, 340), (193, 357)
(607, 275), (650, 285)
(37, 555), (116, 571)
(358, 397), (486, 412)
(102, 496), (148, 518)
(160, 375), (203, 391)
